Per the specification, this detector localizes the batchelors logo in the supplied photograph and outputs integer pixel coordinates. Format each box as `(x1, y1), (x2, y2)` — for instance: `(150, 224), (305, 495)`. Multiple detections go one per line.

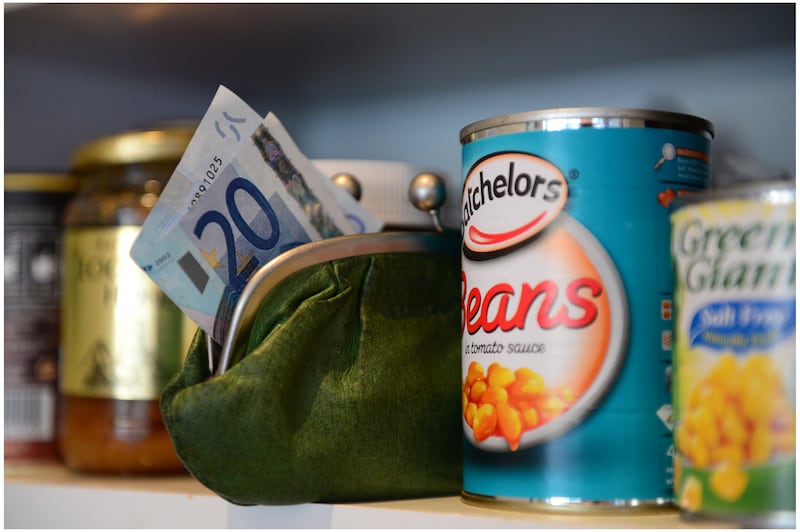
(462, 152), (568, 260)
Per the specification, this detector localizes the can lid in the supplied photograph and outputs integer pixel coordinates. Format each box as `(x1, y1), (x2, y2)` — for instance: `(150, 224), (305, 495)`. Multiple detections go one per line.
(672, 180), (796, 211)
(313, 159), (453, 229)
(71, 127), (194, 170)
(460, 107), (714, 144)
(4, 172), (78, 193)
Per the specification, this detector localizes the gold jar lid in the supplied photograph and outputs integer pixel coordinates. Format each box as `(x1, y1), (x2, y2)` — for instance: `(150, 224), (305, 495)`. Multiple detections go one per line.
(71, 127), (194, 170)
(4, 172), (78, 193)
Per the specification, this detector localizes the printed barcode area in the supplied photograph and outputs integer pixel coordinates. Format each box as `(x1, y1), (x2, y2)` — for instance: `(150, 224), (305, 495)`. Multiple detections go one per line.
(4, 387), (55, 441)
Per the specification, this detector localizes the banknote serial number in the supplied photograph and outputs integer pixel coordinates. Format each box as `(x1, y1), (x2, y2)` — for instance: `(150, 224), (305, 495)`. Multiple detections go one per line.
(190, 156), (224, 207)
(142, 251), (171, 272)
(155, 252), (171, 266)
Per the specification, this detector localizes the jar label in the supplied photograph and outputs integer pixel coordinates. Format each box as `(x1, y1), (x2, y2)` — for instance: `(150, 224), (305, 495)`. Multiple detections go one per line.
(60, 227), (184, 400)
(5, 193), (67, 447)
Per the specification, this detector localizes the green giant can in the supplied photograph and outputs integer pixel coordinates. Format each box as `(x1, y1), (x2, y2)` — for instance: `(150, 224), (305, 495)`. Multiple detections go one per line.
(670, 181), (795, 527)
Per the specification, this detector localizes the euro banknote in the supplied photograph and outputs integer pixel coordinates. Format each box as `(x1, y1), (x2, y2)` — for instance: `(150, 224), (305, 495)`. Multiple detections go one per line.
(135, 85), (261, 245)
(131, 91), (382, 345)
(252, 113), (383, 236)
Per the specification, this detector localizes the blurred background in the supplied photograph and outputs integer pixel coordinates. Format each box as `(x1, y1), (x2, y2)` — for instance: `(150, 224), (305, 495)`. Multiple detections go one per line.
(5, 3), (796, 188)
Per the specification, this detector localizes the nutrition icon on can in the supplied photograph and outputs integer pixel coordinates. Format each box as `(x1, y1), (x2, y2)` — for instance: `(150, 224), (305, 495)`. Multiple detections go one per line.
(460, 108), (713, 510)
(671, 182), (795, 527)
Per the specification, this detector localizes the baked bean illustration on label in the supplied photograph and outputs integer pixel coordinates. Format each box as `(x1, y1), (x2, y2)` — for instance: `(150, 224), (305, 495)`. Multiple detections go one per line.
(460, 154), (627, 451)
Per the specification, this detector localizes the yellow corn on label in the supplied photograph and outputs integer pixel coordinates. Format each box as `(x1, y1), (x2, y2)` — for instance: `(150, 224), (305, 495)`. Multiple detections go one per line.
(670, 196), (795, 519)
(60, 227), (184, 400)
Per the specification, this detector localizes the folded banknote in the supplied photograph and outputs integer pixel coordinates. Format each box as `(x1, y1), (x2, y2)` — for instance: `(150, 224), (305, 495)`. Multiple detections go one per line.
(131, 86), (382, 345)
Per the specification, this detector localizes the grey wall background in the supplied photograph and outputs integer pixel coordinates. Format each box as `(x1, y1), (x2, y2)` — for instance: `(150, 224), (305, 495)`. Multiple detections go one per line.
(6, 3), (795, 211)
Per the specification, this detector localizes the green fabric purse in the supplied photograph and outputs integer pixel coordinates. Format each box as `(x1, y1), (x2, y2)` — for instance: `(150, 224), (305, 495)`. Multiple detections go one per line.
(160, 232), (463, 506)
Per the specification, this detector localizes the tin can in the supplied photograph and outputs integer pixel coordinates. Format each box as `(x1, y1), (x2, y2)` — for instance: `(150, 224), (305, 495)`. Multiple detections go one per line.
(4, 173), (77, 461)
(670, 181), (795, 527)
(460, 108), (713, 510)
(58, 126), (193, 474)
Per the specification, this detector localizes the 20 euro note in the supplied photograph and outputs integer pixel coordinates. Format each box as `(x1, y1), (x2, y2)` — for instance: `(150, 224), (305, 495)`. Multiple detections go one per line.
(134, 85), (262, 246)
(273, 124), (383, 235)
(131, 111), (365, 346)
(186, 112), (363, 342)
(131, 84), (263, 341)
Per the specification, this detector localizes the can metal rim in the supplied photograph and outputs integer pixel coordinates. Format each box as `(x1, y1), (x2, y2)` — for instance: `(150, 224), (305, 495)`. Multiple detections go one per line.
(671, 180), (796, 212)
(461, 491), (675, 515)
(4, 172), (77, 193)
(460, 107), (714, 144)
(71, 127), (195, 170)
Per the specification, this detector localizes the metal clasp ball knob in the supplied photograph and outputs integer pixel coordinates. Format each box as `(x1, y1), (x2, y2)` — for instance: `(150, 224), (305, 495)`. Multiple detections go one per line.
(408, 172), (446, 232)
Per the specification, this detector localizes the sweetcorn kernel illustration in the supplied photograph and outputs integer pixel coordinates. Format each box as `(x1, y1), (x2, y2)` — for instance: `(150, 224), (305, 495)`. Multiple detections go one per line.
(710, 444), (744, 466)
(673, 456), (684, 496)
(688, 436), (710, 469)
(709, 463), (748, 502)
(680, 475), (703, 512)
(676, 353), (795, 470)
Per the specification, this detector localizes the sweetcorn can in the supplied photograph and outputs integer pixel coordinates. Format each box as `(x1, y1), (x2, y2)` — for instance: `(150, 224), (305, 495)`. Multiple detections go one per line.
(460, 108), (713, 510)
(670, 181), (795, 527)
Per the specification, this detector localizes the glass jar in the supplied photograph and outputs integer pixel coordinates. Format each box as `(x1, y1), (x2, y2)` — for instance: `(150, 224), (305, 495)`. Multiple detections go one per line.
(58, 127), (193, 474)
(5, 173), (77, 462)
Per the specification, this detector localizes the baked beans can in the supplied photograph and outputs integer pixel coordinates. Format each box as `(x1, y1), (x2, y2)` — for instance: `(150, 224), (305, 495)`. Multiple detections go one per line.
(4, 173), (77, 460)
(459, 108), (713, 510)
(670, 182), (795, 527)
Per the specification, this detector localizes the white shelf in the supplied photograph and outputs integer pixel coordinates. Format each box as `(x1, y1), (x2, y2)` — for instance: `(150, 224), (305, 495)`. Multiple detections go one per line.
(5, 463), (737, 529)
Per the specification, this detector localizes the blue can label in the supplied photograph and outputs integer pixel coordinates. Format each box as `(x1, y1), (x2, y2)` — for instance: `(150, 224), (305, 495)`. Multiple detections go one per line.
(461, 124), (711, 503)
